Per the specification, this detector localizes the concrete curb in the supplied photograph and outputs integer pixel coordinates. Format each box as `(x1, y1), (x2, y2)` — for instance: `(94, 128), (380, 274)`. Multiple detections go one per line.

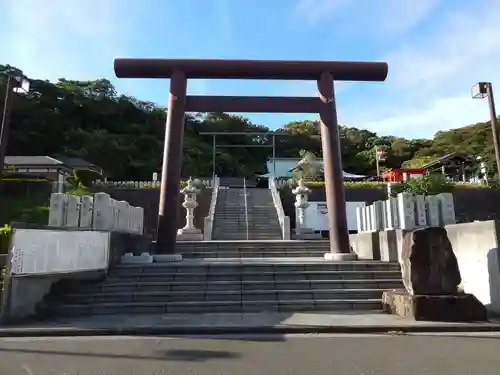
(2, 324), (500, 337)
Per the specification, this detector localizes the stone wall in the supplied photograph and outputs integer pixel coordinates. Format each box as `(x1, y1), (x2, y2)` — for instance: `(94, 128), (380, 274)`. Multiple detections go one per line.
(95, 188), (212, 237)
(280, 187), (500, 229)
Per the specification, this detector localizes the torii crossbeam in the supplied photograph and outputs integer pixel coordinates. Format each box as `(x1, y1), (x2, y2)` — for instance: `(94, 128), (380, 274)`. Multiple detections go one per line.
(113, 58), (388, 259)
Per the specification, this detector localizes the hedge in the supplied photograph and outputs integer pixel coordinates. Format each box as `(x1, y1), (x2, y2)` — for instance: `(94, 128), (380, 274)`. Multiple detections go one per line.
(280, 180), (491, 190)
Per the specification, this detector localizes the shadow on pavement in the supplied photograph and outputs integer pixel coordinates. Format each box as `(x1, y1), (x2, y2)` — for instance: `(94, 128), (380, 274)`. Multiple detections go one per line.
(0, 347), (241, 362)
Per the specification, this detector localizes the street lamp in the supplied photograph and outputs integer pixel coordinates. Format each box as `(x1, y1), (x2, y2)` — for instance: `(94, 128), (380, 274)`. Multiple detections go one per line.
(471, 82), (500, 183)
(0, 70), (30, 180)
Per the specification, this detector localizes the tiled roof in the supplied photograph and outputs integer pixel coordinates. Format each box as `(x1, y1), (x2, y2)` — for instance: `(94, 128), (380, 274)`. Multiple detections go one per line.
(4, 156), (63, 165)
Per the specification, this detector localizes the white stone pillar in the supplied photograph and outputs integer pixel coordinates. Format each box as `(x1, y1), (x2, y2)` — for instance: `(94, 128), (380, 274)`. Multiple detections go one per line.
(79, 195), (94, 229)
(116, 200), (130, 232)
(414, 194), (427, 227)
(385, 197), (400, 230)
(92, 192), (114, 231)
(425, 195), (440, 226)
(65, 195), (81, 228)
(137, 206), (144, 235)
(397, 192), (416, 230)
(356, 206), (364, 233)
(372, 201), (385, 231)
(48, 193), (67, 227)
(361, 206), (369, 233)
(437, 192), (456, 225)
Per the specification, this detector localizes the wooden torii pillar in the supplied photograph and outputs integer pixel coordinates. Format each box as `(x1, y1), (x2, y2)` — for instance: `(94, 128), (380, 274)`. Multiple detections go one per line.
(114, 58), (388, 259)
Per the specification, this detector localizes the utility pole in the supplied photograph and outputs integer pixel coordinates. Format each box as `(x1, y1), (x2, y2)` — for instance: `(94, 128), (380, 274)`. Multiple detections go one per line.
(0, 74), (15, 179)
(472, 82), (500, 183)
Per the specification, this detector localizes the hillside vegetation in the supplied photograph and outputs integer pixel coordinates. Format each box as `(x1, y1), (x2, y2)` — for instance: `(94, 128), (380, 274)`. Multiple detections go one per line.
(1, 64), (498, 180)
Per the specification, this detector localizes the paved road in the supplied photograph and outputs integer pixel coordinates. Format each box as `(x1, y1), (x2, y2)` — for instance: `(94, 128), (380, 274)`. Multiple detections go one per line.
(0, 333), (498, 374)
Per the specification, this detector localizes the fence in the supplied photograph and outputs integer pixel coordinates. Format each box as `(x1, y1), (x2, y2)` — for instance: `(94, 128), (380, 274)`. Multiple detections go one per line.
(357, 192), (456, 233)
(93, 177), (215, 190)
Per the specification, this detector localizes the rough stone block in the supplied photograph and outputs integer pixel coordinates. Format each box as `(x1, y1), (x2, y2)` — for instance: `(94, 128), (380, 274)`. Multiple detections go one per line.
(401, 226), (461, 295)
(382, 289), (487, 322)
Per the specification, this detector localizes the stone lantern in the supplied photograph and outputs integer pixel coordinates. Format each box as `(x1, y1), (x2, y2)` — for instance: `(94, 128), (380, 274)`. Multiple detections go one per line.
(292, 179), (319, 239)
(177, 178), (203, 241)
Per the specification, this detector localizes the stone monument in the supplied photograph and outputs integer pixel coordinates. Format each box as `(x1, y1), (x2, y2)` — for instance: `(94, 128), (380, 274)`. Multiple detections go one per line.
(176, 178), (203, 241)
(292, 179), (321, 239)
(382, 226), (487, 321)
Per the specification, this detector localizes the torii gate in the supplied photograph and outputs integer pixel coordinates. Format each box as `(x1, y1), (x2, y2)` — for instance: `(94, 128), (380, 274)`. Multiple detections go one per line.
(113, 58), (388, 259)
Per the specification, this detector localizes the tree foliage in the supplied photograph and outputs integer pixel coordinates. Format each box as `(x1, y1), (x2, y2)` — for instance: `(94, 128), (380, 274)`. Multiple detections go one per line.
(2, 64), (499, 180)
(399, 174), (455, 196)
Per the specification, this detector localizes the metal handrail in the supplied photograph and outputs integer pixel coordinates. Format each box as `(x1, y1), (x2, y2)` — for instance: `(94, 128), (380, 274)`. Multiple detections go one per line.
(243, 177), (249, 240)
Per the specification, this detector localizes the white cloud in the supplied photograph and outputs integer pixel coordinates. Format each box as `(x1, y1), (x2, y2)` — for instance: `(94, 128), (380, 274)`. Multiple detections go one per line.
(337, 1), (500, 138)
(292, 0), (438, 36)
(361, 96), (491, 137)
(292, 0), (350, 24)
(214, 0), (233, 42)
(0, 0), (134, 81)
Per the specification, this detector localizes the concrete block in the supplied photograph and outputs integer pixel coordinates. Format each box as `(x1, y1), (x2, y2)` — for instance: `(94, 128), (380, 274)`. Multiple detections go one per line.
(121, 252), (153, 264)
(378, 229), (410, 262)
(349, 232), (381, 260)
(382, 289), (487, 322)
(445, 220), (500, 315)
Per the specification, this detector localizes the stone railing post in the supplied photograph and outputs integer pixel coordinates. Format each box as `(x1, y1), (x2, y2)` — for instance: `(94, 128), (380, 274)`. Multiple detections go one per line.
(269, 177), (291, 240)
(204, 176), (220, 240)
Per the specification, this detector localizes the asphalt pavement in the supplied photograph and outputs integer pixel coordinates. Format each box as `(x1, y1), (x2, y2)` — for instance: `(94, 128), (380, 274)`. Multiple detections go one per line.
(0, 333), (498, 375)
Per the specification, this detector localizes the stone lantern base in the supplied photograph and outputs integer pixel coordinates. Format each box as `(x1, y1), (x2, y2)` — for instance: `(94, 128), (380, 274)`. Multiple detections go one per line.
(177, 227), (203, 241)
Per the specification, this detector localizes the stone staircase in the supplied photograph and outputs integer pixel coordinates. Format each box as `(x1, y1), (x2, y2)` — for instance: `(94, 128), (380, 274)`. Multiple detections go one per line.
(37, 260), (403, 317)
(212, 188), (282, 240)
(32, 177), (403, 321)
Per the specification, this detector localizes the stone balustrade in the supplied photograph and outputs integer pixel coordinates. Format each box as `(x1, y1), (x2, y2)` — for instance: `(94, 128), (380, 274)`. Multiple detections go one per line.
(269, 178), (291, 240)
(48, 192), (144, 235)
(93, 178), (214, 189)
(357, 192), (456, 233)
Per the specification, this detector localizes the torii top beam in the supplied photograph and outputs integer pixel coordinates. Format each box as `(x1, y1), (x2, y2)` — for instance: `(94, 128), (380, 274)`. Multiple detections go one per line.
(114, 58), (388, 82)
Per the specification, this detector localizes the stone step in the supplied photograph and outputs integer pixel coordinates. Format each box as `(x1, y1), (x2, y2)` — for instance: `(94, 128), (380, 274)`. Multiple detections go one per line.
(212, 236), (282, 241)
(64, 279), (403, 293)
(57, 288), (389, 304)
(179, 251), (325, 258)
(106, 270), (402, 282)
(113, 261), (400, 271)
(38, 299), (383, 316)
(174, 241), (333, 249)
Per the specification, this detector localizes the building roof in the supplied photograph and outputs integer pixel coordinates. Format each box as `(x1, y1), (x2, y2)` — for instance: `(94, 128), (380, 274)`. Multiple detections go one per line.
(4, 155), (104, 175)
(421, 152), (474, 170)
(4, 156), (63, 166)
(263, 158), (368, 179)
(55, 156), (99, 169)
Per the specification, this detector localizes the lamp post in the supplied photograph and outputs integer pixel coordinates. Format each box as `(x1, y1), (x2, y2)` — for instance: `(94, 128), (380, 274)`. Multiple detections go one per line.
(0, 70), (30, 196)
(471, 82), (500, 183)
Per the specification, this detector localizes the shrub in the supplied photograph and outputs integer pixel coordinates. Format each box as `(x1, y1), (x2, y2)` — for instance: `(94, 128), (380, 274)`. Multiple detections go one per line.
(279, 178), (490, 194)
(0, 224), (11, 255)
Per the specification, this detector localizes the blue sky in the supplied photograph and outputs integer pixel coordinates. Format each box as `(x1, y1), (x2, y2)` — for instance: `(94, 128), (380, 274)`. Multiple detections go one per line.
(1, 0), (499, 139)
